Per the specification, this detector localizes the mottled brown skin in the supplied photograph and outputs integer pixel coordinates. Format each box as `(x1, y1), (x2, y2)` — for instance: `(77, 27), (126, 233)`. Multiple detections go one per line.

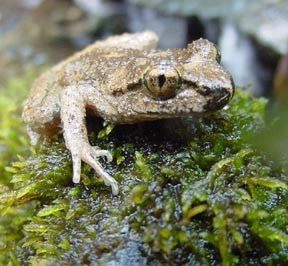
(23, 31), (234, 195)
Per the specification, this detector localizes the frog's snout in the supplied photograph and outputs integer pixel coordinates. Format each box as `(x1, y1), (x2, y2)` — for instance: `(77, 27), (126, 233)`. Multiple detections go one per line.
(226, 76), (235, 100)
(200, 75), (235, 111)
(198, 75), (234, 99)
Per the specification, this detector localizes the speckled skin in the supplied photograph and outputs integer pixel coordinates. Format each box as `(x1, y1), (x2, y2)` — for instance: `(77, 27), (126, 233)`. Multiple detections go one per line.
(23, 31), (234, 195)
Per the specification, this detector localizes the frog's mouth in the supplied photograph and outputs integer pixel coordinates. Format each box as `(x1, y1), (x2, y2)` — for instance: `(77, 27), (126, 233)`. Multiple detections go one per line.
(117, 82), (234, 123)
(139, 86), (231, 113)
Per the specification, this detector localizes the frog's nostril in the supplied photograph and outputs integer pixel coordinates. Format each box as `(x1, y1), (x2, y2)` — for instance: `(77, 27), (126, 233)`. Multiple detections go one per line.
(196, 85), (212, 95)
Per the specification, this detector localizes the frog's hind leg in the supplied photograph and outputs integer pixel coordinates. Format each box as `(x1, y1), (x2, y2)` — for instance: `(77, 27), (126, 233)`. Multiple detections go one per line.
(60, 85), (118, 195)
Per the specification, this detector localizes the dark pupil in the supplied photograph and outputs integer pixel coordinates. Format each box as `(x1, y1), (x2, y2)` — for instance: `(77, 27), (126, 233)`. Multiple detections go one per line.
(158, 74), (166, 88)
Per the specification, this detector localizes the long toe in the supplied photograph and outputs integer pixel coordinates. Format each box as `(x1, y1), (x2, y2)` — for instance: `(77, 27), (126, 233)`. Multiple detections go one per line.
(92, 147), (113, 162)
(81, 147), (118, 194)
(110, 180), (119, 195)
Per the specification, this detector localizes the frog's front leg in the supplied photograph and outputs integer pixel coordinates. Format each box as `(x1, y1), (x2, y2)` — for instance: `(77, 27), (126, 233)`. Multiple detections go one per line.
(60, 85), (118, 195)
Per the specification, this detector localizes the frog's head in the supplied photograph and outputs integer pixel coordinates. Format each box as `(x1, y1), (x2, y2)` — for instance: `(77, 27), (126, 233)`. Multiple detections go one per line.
(117, 39), (235, 123)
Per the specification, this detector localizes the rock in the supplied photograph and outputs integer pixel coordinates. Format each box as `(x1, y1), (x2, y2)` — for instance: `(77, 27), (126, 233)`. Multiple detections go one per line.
(73, 0), (125, 17)
(127, 5), (188, 49)
(219, 22), (264, 94)
(127, 0), (288, 56)
(238, 0), (288, 55)
(127, 0), (249, 19)
(0, 0), (127, 84)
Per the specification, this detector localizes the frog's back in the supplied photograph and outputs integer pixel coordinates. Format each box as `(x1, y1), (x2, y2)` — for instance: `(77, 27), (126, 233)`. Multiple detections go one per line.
(22, 31), (158, 134)
(23, 48), (139, 134)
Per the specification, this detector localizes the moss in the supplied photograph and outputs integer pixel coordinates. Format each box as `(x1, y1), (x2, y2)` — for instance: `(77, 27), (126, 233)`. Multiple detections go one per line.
(0, 75), (287, 265)
(0, 74), (36, 186)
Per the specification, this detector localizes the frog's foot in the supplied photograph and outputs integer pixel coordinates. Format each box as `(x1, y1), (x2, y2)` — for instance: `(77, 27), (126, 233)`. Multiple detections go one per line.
(71, 145), (119, 195)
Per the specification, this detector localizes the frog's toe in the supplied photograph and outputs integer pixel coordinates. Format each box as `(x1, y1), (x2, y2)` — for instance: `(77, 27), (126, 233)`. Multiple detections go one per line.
(110, 180), (119, 195)
(81, 146), (118, 195)
(92, 147), (113, 162)
(104, 177), (119, 195)
(72, 153), (81, 183)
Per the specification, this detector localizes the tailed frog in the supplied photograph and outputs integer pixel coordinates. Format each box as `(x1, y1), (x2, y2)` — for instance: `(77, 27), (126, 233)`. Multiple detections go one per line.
(22, 31), (235, 195)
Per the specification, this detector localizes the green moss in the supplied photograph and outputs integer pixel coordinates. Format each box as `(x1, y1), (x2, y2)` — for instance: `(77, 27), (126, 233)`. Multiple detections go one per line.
(0, 74), (35, 186)
(0, 77), (287, 265)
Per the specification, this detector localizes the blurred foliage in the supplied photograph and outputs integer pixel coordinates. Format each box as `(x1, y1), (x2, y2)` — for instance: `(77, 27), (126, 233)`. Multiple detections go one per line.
(251, 105), (288, 172)
(0, 72), (37, 186)
(0, 75), (287, 265)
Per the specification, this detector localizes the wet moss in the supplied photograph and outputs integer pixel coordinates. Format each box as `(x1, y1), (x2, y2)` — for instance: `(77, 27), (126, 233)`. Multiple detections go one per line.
(0, 77), (287, 265)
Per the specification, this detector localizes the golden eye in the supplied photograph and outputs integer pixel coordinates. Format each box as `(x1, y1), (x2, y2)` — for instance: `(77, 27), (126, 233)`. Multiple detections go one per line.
(144, 65), (180, 100)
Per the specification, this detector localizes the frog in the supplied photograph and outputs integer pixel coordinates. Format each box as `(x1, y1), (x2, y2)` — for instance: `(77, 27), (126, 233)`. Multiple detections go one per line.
(22, 30), (235, 195)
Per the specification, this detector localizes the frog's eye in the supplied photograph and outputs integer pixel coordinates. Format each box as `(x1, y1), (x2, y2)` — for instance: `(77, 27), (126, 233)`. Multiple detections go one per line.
(143, 65), (181, 100)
